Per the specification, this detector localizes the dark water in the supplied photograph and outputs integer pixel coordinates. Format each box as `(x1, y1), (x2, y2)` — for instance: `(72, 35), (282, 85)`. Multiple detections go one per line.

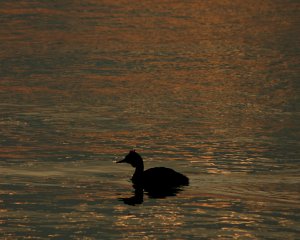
(1, 0), (299, 239)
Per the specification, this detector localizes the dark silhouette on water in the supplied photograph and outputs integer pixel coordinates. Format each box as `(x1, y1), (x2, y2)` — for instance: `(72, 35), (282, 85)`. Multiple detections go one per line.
(120, 188), (144, 206)
(117, 150), (189, 205)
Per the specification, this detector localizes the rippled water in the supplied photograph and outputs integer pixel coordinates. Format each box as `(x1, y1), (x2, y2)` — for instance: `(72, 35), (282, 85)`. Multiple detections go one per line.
(1, 1), (299, 239)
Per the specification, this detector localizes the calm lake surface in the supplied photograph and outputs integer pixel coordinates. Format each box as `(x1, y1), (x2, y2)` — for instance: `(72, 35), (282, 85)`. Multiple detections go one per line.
(1, 0), (299, 239)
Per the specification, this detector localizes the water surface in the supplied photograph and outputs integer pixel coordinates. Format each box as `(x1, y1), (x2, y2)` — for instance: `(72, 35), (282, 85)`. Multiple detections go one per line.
(1, 1), (299, 239)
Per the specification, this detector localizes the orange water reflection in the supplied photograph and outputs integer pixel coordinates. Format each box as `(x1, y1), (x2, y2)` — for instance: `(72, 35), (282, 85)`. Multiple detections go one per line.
(1, 0), (299, 239)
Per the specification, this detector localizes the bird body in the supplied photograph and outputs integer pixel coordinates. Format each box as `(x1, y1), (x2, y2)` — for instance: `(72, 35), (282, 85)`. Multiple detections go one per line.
(117, 150), (189, 192)
(140, 167), (189, 189)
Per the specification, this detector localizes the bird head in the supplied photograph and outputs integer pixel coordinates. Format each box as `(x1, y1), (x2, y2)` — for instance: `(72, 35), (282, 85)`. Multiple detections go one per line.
(117, 150), (143, 168)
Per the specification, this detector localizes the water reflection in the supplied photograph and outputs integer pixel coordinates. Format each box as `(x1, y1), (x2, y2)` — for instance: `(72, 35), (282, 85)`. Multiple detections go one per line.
(1, 0), (299, 239)
(120, 188), (144, 206)
(114, 202), (186, 238)
(120, 186), (185, 206)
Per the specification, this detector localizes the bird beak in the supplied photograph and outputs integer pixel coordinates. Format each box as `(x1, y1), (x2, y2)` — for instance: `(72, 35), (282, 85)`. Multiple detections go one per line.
(116, 158), (126, 163)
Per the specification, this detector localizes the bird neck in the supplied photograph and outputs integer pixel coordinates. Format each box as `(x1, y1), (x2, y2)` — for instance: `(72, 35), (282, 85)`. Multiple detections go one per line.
(132, 162), (144, 183)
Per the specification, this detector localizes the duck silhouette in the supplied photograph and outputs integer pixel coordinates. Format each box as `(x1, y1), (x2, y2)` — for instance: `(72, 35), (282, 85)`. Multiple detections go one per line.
(117, 150), (189, 202)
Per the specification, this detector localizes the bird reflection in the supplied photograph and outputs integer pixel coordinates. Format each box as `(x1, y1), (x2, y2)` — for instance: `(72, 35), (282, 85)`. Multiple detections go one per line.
(118, 150), (189, 205)
(120, 185), (184, 206)
(120, 187), (144, 206)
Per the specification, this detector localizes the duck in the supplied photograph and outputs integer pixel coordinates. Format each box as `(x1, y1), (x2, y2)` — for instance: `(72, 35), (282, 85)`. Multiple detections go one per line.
(117, 150), (189, 193)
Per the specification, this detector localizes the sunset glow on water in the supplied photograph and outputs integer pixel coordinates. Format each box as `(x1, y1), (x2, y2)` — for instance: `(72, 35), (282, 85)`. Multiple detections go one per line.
(1, 1), (299, 239)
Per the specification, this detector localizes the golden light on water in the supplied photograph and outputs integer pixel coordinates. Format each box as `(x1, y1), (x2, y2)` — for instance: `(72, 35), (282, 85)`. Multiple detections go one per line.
(114, 205), (185, 236)
(0, 0), (299, 239)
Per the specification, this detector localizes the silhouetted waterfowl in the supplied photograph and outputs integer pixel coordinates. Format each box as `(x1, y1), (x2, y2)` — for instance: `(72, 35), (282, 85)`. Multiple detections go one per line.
(117, 150), (189, 193)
